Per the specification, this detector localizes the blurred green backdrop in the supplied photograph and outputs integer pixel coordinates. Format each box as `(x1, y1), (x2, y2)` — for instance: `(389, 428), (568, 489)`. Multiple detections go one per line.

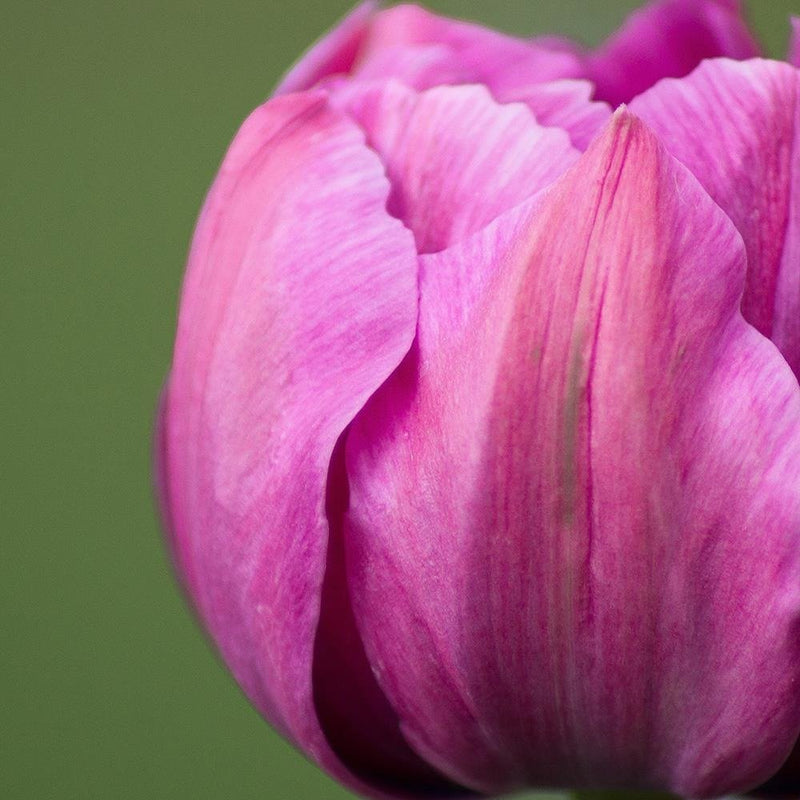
(2, 1), (796, 798)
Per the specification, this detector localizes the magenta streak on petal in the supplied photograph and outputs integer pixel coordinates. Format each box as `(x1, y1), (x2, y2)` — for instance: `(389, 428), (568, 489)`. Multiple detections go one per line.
(631, 58), (800, 377)
(343, 111), (800, 796)
(160, 88), (457, 798)
(587, 0), (760, 105)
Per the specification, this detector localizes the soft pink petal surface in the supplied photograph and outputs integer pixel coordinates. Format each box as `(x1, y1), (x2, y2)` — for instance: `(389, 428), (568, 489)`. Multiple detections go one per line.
(344, 113), (800, 796)
(274, 0), (761, 144)
(157, 90), (468, 797)
(631, 58), (800, 377)
(163, 3), (800, 795)
(587, 0), (759, 105)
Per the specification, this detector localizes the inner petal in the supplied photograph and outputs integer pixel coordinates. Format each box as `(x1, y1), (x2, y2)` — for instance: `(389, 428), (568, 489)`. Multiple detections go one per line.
(332, 80), (581, 253)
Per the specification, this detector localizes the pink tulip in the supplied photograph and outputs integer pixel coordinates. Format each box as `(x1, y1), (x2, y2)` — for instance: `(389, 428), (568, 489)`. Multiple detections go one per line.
(156, 1), (800, 796)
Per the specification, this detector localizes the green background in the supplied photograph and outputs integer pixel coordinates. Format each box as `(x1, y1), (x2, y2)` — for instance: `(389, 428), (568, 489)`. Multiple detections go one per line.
(3, 1), (796, 798)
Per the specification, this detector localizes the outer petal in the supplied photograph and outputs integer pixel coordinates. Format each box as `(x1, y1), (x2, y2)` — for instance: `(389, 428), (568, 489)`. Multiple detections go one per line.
(587, 0), (759, 105)
(332, 81), (580, 253)
(159, 91), (466, 797)
(344, 112), (800, 795)
(630, 58), (800, 377)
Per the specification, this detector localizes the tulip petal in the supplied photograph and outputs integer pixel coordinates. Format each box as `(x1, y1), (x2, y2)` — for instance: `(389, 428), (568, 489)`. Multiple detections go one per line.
(159, 90), (469, 797)
(587, 0), (759, 105)
(275, 1), (376, 94)
(630, 58), (800, 377)
(344, 111), (800, 795)
(333, 81), (581, 253)
(352, 48), (609, 148)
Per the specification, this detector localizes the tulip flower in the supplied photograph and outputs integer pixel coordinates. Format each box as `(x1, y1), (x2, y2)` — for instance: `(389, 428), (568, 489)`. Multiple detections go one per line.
(156, 0), (800, 797)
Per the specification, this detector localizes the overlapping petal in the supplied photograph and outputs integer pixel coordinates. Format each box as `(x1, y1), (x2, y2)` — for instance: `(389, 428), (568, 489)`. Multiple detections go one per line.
(343, 112), (800, 796)
(156, 90), (467, 798)
(276, 2), (584, 94)
(275, 0), (762, 142)
(332, 80), (580, 252)
(157, 63), (616, 800)
(498, 79), (610, 150)
(276, 3), (609, 148)
(630, 58), (800, 376)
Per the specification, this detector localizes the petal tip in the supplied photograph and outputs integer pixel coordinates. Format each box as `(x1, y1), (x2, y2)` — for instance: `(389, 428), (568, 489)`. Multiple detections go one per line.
(596, 104), (649, 150)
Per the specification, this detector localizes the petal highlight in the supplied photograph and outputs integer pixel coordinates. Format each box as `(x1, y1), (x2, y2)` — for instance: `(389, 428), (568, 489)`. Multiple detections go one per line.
(350, 5), (608, 147)
(274, 2), (608, 149)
